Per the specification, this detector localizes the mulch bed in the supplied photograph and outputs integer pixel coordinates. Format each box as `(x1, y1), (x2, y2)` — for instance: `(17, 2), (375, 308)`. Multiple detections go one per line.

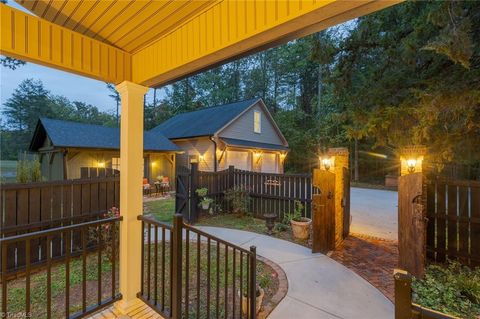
(328, 233), (398, 302)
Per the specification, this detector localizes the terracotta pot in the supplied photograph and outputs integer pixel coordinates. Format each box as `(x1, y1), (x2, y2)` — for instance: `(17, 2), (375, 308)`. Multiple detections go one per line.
(291, 218), (312, 240)
(241, 287), (264, 315)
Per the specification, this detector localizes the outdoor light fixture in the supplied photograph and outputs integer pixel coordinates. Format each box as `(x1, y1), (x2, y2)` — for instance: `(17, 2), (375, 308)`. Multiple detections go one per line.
(151, 161), (157, 167)
(407, 158), (417, 173)
(322, 158), (332, 171)
(97, 162), (105, 168)
(199, 155), (205, 161)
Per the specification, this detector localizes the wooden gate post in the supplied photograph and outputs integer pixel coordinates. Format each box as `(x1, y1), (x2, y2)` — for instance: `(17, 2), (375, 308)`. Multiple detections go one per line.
(326, 148), (350, 245)
(190, 161), (199, 223)
(398, 146), (427, 279)
(312, 169), (336, 253)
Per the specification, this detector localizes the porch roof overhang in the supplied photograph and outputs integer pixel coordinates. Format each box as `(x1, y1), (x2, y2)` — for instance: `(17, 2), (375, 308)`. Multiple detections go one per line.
(221, 137), (289, 152)
(2, 0), (401, 88)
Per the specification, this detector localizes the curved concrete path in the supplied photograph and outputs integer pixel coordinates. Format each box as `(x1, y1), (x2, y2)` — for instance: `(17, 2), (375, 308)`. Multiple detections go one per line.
(197, 226), (394, 319)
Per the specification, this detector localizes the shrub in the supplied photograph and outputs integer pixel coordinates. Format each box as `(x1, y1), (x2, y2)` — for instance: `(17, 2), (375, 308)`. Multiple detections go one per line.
(282, 200), (304, 225)
(412, 261), (480, 319)
(16, 153), (42, 183)
(224, 185), (251, 215)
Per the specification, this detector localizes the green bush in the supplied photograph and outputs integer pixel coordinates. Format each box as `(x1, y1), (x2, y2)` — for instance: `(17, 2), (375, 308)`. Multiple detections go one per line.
(224, 185), (250, 215)
(412, 261), (480, 319)
(16, 154), (42, 183)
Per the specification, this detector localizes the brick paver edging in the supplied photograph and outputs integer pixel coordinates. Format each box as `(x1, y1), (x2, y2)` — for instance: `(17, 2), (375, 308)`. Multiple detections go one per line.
(257, 255), (288, 319)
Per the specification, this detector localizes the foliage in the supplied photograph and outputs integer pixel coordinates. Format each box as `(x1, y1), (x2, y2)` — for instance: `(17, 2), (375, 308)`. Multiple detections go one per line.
(282, 200), (305, 225)
(224, 186), (251, 215)
(195, 187), (209, 197)
(412, 261), (480, 319)
(16, 153), (42, 183)
(88, 207), (120, 262)
(1, 79), (116, 160)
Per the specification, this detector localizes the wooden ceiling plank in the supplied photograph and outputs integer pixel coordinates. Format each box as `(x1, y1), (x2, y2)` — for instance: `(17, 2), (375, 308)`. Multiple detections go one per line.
(63, 0), (97, 30)
(107, 0), (171, 44)
(89, 0), (135, 40)
(75, 0), (117, 38)
(126, 0), (215, 53)
(113, 0), (188, 50)
(99, 0), (153, 42)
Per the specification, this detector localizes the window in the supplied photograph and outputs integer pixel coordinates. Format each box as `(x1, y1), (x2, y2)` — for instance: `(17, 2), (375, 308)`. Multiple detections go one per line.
(254, 111), (261, 133)
(112, 157), (120, 171)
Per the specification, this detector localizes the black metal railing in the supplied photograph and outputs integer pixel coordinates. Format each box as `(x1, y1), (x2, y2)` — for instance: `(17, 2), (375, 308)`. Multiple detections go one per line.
(0, 216), (122, 319)
(138, 214), (257, 319)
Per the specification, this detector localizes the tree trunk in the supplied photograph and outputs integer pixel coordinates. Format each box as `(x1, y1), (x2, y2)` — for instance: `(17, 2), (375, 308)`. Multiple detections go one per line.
(354, 138), (359, 182)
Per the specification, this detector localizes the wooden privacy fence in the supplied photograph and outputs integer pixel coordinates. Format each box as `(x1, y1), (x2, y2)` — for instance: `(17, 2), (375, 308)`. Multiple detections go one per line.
(425, 177), (480, 267)
(0, 175), (120, 273)
(196, 166), (318, 221)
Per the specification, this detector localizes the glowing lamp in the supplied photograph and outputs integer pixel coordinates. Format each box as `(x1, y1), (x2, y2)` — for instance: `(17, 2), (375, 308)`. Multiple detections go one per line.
(321, 158), (332, 171)
(407, 158), (417, 173)
(199, 155), (205, 161)
(97, 162), (105, 168)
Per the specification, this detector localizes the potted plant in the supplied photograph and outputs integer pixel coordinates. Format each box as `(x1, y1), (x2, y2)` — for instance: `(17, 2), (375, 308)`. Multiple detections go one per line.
(284, 200), (311, 240)
(241, 283), (264, 315)
(196, 187), (213, 210)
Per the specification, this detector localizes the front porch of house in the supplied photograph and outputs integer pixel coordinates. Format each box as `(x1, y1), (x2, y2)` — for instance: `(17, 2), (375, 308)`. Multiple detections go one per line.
(0, 1), (403, 318)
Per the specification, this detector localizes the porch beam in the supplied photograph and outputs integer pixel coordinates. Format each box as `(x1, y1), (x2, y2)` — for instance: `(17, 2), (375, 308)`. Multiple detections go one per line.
(132, 0), (402, 87)
(0, 4), (131, 84)
(114, 81), (149, 313)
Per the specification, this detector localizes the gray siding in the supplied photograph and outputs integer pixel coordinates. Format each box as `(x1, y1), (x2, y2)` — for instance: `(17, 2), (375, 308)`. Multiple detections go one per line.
(218, 102), (285, 145)
(173, 137), (216, 172)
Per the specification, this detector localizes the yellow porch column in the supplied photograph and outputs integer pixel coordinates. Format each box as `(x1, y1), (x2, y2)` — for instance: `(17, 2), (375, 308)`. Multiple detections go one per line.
(115, 81), (149, 313)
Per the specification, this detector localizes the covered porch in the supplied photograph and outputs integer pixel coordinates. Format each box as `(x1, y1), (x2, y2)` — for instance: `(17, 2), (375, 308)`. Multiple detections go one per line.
(0, 1), (401, 318)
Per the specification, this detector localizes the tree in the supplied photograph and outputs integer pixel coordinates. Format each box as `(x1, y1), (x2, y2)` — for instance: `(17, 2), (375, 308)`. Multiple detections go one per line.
(106, 83), (121, 126)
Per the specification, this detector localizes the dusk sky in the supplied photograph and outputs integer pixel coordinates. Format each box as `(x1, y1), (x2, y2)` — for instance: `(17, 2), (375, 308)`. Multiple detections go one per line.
(0, 1), (160, 114)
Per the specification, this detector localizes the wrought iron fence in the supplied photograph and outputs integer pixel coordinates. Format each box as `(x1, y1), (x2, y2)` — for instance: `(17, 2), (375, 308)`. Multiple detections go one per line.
(0, 216), (122, 319)
(138, 215), (257, 319)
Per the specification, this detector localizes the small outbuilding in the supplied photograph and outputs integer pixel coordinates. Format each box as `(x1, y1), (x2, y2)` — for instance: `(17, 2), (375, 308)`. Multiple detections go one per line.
(29, 118), (180, 181)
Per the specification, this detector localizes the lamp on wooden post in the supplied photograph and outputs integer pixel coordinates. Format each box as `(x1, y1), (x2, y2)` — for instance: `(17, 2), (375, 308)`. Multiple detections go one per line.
(398, 145), (427, 279)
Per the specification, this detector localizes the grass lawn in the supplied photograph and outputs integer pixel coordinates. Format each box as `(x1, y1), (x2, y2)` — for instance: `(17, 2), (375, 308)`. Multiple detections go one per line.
(144, 197), (310, 247)
(143, 241), (278, 318)
(1, 254), (117, 319)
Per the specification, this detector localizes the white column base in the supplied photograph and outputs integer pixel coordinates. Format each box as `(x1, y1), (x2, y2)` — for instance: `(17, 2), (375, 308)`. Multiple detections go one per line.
(114, 297), (144, 315)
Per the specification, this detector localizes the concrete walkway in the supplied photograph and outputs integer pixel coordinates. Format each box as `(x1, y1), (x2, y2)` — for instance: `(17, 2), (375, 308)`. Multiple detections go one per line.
(197, 226), (394, 319)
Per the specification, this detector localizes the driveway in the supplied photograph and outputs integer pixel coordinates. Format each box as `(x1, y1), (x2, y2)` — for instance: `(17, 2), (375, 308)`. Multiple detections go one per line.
(350, 187), (398, 240)
(198, 226), (394, 319)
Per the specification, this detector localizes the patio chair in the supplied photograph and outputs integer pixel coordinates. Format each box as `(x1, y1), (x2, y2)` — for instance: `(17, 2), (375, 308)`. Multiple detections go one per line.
(161, 176), (170, 194)
(143, 178), (151, 196)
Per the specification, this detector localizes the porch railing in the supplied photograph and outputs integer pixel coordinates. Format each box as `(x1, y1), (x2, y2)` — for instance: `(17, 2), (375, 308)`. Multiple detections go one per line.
(0, 216), (122, 319)
(138, 214), (257, 319)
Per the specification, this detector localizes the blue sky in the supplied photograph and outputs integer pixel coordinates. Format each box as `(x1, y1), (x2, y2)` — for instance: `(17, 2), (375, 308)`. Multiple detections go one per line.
(0, 1), (159, 114)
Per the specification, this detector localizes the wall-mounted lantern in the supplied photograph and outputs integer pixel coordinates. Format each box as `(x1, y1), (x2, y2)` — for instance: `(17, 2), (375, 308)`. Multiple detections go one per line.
(199, 154), (205, 162)
(406, 158), (417, 173)
(321, 157), (333, 171)
(97, 161), (105, 168)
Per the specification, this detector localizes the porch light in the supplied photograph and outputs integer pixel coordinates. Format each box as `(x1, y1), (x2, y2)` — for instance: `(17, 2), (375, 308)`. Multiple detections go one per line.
(321, 158), (332, 171)
(97, 161), (105, 168)
(199, 155), (205, 161)
(407, 158), (417, 173)
(254, 152), (262, 158)
(151, 161), (157, 167)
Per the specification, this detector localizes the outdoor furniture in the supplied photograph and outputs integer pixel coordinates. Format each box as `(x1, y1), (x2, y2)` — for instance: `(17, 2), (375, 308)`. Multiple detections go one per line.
(160, 176), (170, 193)
(143, 178), (151, 196)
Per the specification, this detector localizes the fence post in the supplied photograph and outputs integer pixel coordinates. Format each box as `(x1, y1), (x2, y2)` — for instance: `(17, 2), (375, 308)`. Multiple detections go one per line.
(228, 165), (235, 189)
(394, 269), (413, 319)
(172, 214), (184, 319)
(190, 162), (199, 223)
(249, 245), (257, 319)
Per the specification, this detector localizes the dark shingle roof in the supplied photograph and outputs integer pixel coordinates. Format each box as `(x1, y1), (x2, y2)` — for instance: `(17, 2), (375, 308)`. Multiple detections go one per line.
(30, 118), (180, 152)
(220, 137), (289, 151)
(149, 98), (259, 139)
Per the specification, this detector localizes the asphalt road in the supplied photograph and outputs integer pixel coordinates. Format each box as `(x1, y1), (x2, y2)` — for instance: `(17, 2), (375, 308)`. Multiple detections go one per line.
(350, 187), (398, 241)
